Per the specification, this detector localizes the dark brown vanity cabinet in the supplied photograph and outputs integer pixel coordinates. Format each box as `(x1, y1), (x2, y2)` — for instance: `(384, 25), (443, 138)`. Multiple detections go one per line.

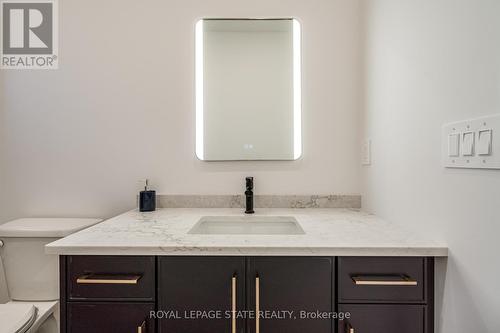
(158, 257), (332, 333)
(60, 256), (155, 333)
(338, 257), (434, 333)
(60, 255), (433, 333)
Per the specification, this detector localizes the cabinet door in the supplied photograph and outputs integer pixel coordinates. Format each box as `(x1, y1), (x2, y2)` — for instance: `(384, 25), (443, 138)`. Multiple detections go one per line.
(338, 304), (426, 333)
(247, 257), (333, 333)
(68, 302), (154, 333)
(158, 257), (245, 333)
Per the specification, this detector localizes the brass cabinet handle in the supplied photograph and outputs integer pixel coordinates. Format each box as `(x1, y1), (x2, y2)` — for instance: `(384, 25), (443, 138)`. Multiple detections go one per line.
(346, 322), (354, 333)
(76, 274), (142, 285)
(255, 274), (260, 333)
(351, 274), (417, 286)
(232, 274), (237, 333)
(137, 320), (146, 333)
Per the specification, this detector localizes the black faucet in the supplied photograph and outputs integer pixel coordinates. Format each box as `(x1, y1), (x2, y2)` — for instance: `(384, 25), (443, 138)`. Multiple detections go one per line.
(245, 177), (255, 214)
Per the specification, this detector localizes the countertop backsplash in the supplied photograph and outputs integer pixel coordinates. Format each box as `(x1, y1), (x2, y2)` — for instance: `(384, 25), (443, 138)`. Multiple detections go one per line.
(156, 195), (361, 209)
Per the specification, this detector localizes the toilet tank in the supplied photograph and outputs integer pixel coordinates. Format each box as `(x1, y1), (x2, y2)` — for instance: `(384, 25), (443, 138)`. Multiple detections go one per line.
(0, 218), (102, 301)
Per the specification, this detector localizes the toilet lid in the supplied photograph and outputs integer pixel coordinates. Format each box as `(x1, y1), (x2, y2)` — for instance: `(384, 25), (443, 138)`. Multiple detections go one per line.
(0, 303), (37, 333)
(0, 218), (102, 237)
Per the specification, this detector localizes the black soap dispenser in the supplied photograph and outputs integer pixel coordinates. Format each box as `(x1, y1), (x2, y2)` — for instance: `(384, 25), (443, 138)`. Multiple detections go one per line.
(139, 179), (156, 212)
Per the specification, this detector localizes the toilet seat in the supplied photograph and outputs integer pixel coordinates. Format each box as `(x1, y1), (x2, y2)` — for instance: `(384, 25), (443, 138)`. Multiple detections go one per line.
(0, 301), (58, 333)
(0, 303), (37, 333)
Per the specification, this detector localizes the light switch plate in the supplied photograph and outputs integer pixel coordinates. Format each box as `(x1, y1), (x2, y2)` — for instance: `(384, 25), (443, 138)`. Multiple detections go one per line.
(442, 114), (500, 169)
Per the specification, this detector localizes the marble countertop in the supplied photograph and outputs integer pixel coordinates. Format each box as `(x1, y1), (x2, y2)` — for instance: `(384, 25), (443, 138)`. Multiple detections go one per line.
(45, 208), (448, 256)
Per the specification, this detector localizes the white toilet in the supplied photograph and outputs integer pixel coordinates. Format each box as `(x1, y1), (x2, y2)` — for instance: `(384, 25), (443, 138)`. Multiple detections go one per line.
(0, 218), (102, 333)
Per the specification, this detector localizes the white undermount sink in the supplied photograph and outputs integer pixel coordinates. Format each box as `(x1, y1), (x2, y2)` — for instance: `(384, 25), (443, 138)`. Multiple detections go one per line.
(188, 216), (305, 235)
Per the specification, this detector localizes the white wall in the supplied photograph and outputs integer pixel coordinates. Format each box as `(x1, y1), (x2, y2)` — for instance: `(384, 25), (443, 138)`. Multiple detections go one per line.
(1, 73), (6, 221)
(0, 73), (12, 302)
(1, 0), (362, 219)
(361, 0), (500, 332)
(0, 72), (18, 224)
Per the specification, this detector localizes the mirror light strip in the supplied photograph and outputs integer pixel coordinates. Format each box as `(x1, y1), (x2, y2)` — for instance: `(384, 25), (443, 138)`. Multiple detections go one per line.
(195, 19), (302, 160)
(293, 19), (302, 160)
(195, 20), (204, 160)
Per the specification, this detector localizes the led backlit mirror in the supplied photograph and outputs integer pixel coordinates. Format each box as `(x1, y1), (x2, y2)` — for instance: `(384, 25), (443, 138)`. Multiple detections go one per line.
(196, 18), (302, 161)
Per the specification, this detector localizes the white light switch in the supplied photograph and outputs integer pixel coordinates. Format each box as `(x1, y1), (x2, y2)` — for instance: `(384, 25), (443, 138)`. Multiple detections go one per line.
(448, 134), (460, 157)
(443, 114), (500, 169)
(477, 130), (492, 155)
(462, 132), (475, 156)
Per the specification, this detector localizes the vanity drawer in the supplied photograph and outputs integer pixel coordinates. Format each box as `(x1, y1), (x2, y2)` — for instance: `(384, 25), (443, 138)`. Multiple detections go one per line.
(67, 302), (155, 333)
(67, 256), (155, 301)
(338, 304), (428, 333)
(338, 257), (430, 303)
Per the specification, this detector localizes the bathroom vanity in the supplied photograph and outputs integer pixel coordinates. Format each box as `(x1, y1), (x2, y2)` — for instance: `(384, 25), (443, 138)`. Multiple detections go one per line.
(46, 209), (447, 333)
(41, 17), (447, 332)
